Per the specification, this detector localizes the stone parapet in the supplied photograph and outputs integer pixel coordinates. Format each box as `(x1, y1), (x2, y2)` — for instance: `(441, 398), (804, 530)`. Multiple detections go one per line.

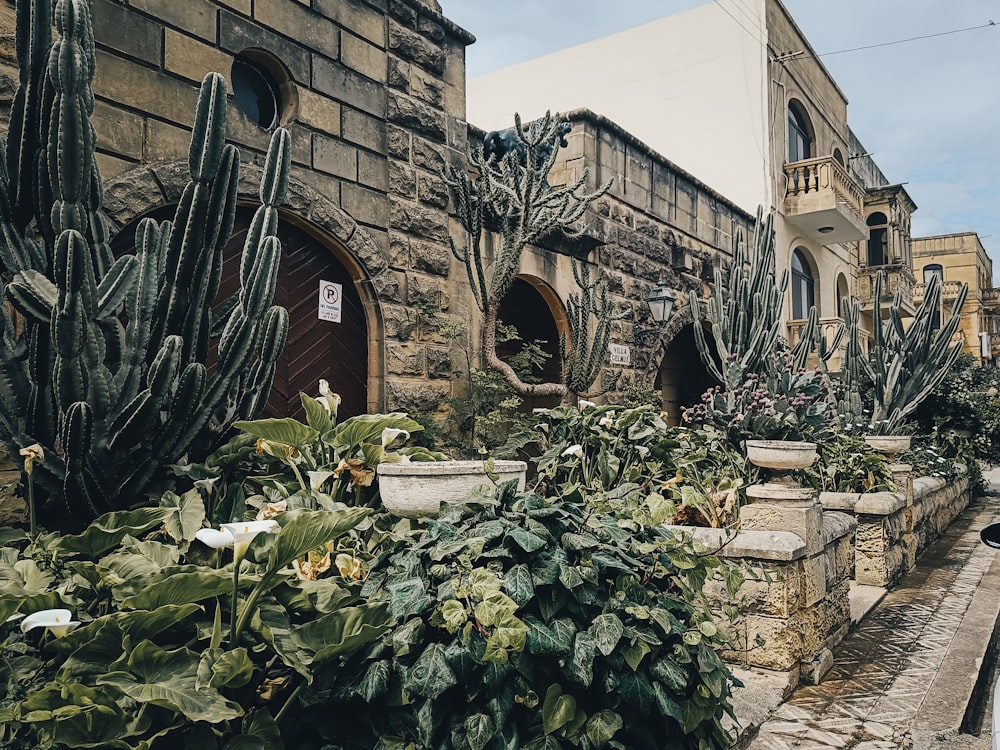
(664, 503), (856, 684)
(819, 468), (971, 587)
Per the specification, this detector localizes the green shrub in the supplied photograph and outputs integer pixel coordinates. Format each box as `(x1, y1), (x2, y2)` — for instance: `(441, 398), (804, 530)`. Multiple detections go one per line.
(301, 486), (743, 750)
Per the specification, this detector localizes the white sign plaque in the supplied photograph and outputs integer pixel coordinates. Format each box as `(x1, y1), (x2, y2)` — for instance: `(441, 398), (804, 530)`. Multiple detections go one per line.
(609, 343), (631, 366)
(318, 280), (342, 322)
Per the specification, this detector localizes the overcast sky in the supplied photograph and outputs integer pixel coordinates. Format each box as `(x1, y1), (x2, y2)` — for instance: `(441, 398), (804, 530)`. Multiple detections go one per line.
(440, 1), (1000, 279)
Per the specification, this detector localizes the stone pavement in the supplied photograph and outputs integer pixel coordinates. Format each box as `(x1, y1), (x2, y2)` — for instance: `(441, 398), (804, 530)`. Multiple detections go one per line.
(740, 469), (1000, 750)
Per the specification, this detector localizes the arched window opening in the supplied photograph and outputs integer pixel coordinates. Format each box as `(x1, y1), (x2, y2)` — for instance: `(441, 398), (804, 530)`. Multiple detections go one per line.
(867, 212), (889, 266)
(923, 263), (943, 285)
(791, 248), (814, 320)
(787, 101), (813, 163)
(833, 148), (845, 167)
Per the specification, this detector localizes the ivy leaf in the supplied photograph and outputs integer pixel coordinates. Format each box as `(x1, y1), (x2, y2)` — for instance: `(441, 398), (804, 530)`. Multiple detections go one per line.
(620, 639), (651, 671)
(618, 671), (654, 714)
(355, 660), (391, 701)
(525, 616), (575, 657)
(567, 632), (596, 687)
(558, 563), (584, 589)
(651, 658), (689, 693)
(502, 564), (534, 606)
(541, 684), (577, 735)
(404, 643), (457, 699)
(465, 713), (496, 750)
(508, 527), (546, 553)
(440, 599), (468, 633)
(585, 710), (623, 748)
(589, 614), (624, 657)
(160, 489), (207, 544)
(387, 577), (433, 621)
(652, 680), (683, 724)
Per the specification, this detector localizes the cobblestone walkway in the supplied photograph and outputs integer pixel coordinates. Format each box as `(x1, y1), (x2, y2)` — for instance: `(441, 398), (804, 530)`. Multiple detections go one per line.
(745, 494), (1000, 750)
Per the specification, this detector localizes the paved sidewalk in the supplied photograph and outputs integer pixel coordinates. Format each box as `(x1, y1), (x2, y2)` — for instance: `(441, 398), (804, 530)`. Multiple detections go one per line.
(742, 471), (1000, 750)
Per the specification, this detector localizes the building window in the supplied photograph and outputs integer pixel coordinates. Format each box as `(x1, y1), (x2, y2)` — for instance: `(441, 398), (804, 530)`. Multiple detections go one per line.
(791, 248), (814, 320)
(787, 101), (812, 163)
(833, 148), (845, 167)
(923, 263), (943, 285)
(231, 51), (292, 129)
(866, 212), (889, 266)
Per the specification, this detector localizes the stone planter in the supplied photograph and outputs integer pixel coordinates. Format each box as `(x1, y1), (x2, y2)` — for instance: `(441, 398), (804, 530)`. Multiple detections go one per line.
(377, 460), (528, 518)
(745, 439), (817, 471)
(863, 435), (911, 456)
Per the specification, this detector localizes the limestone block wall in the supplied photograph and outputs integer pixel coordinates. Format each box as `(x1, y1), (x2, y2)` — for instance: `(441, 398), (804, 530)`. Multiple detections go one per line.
(820, 468), (971, 587)
(666, 509), (856, 686)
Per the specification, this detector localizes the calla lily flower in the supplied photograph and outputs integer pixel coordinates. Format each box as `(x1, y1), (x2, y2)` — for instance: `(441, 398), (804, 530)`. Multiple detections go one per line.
(20, 609), (80, 638)
(318, 380), (342, 415)
(307, 470), (336, 490)
(380, 428), (410, 449)
(598, 413), (615, 427)
(561, 444), (584, 458)
(255, 500), (287, 521)
(578, 400), (596, 409)
(336, 553), (365, 580)
(196, 520), (281, 559)
(18, 444), (44, 475)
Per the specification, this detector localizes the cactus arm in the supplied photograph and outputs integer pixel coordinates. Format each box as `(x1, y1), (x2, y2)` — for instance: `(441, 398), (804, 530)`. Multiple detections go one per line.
(95, 255), (138, 318)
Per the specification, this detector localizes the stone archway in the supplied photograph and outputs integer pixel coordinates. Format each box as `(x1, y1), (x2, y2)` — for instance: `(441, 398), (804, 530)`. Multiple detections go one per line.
(642, 304), (717, 426)
(102, 161), (391, 414)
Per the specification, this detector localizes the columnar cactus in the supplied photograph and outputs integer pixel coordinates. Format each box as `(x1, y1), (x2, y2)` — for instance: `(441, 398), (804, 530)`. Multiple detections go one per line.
(449, 112), (614, 403)
(690, 208), (789, 388)
(841, 270), (967, 432)
(0, 0), (289, 527)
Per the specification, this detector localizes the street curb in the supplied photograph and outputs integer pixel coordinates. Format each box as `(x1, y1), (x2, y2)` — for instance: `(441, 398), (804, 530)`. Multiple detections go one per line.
(912, 537), (1000, 736)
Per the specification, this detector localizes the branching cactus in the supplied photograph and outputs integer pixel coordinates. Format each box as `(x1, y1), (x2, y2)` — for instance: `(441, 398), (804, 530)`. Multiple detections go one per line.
(562, 260), (627, 396)
(449, 112), (614, 404)
(0, 0), (290, 528)
(690, 208), (789, 388)
(841, 270), (967, 433)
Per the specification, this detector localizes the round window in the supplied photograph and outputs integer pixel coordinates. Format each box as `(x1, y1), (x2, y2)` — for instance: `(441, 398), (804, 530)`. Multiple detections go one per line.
(231, 56), (282, 129)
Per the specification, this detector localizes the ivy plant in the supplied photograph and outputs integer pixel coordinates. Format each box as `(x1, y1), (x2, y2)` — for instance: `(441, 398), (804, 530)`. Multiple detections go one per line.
(297, 484), (744, 750)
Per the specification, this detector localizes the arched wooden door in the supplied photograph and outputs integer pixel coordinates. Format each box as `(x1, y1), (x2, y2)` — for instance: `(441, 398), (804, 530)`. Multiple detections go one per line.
(220, 207), (368, 420)
(113, 205), (369, 421)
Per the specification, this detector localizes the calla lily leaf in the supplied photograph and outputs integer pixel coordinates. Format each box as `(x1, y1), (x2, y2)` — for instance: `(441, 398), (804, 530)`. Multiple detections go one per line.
(234, 418), (318, 449)
(267, 508), (372, 578)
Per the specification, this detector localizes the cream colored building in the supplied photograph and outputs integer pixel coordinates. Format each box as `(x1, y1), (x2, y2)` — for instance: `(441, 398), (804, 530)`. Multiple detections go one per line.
(468, 0), (923, 370)
(913, 233), (999, 364)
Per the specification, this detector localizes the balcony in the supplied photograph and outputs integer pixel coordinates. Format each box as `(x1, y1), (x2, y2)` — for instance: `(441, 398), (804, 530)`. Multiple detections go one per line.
(857, 264), (916, 317)
(783, 156), (867, 244)
(787, 316), (848, 370)
(912, 280), (967, 305)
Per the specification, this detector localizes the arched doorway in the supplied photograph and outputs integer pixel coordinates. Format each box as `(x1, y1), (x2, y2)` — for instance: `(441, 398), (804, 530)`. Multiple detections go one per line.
(656, 323), (714, 426)
(497, 276), (564, 410)
(111, 205), (369, 421)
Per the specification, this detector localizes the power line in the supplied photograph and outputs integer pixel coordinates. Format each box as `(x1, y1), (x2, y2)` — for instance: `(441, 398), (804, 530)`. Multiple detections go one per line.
(817, 20), (996, 59)
(712, 0), (765, 47)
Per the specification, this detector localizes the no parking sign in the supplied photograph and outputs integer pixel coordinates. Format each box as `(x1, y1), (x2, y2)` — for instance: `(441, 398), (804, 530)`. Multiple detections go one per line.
(318, 280), (342, 322)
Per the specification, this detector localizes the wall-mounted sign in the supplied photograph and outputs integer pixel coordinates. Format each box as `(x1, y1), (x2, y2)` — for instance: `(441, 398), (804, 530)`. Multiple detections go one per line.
(318, 280), (342, 322)
(609, 343), (631, 366)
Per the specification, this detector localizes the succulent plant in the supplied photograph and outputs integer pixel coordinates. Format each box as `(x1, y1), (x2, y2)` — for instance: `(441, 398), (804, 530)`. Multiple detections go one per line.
(0, 0), (290, 528)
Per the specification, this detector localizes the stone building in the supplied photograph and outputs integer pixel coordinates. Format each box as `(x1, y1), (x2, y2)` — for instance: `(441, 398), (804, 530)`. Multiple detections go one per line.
(468, 0), (939, 384)
(913, 232), (1000, 364)
(0, 0), (752, 423)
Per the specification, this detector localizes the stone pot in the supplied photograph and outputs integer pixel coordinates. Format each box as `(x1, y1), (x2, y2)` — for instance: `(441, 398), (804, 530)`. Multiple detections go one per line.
(744, 439), (817, 471)
(377, 460), (528, 518)
(863, 435), (912, 456)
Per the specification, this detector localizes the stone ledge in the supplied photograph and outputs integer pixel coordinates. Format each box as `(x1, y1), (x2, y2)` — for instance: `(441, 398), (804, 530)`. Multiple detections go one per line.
(819, 491), (860, 511)
(664, 526), (808, 561)
(821, 510), (857, 544)
(855, 491), (906, 515)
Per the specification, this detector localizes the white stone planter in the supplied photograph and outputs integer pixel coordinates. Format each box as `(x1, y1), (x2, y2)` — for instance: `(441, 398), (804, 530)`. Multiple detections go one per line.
(377, 460), (528, 518)
(863, 435), (911, 456)
(745, 439), (817, 471)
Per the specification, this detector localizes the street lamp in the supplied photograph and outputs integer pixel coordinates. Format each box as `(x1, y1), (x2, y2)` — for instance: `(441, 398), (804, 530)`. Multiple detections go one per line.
(634, 283), (677, 348)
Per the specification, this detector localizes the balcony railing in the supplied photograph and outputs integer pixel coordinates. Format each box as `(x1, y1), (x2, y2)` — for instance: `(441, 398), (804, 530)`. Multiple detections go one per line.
(857, 264), (916, 316)
(782, 156), (867, 244)
(912, 280), (966, 303)
(787, 316), (850, 367)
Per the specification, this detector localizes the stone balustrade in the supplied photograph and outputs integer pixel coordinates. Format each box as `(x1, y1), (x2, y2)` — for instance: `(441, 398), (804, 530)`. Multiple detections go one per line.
(783, 156), (864, 217)
(819, 465), (971, 586)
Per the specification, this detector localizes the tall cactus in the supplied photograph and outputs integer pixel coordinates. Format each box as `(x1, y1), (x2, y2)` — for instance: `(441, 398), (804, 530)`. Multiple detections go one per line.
(449, 112), (614, 403)
(690, 208), (789, 388)
(0, 0), (289, 528)
(840, 270), (967, 432)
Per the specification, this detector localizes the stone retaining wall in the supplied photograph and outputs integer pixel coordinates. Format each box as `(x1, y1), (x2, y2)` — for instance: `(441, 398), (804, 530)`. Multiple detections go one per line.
(819, 466), (971, 587)
(666, 508), (856, 687)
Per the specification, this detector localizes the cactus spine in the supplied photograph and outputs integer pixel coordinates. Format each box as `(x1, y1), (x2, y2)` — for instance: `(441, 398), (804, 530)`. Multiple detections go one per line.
(0, 0), (289, 527)
(449, 112), (614, 403)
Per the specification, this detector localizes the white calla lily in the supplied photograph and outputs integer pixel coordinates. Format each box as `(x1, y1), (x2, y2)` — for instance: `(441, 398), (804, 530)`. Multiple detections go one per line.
(561, 444), (584, 458)
(598, 412), (615, 427)
(578, 400), (596, 409)
(20, 609), (80, 638)
(380, 428), (410, 449)
(307, 470), (336, 490)
(317, 380), (342, 415)
(196, 520), (281, 559)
